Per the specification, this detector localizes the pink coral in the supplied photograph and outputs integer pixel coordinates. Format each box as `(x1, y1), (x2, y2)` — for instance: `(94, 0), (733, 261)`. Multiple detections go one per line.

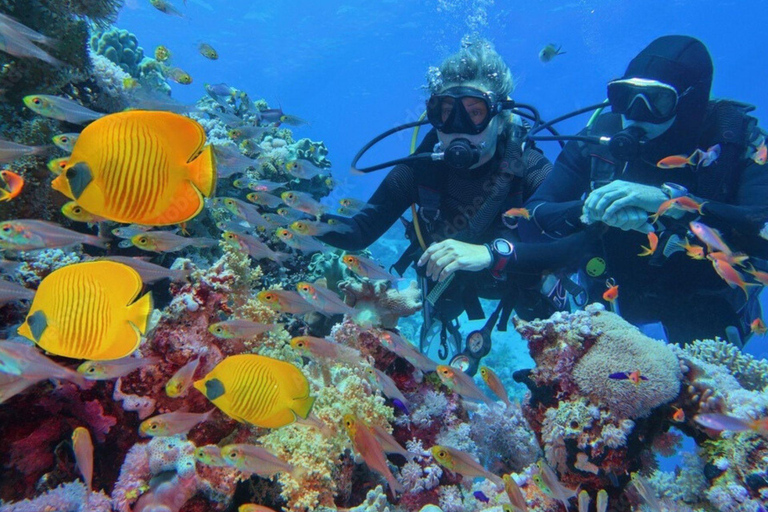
(0, 482), (111, 512)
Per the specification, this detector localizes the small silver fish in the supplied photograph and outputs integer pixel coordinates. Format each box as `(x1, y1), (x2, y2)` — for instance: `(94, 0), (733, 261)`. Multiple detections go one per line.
(246, 191), (283, 209)
(0, 279), (34, 305)
(284, 159), (324, 180)
(208, 319), (281, 339)
(222, 231), (289, 264)
(0, 219), (108, 251)
(0, 15), (59, 65)
(103, 256), (190, 283)
(275, 228), (327, 254)
(52, 133), (79, 152)
(23, 95), (104, 124)
(0, 139), (49, 164)
(539, 44), (565, 63)
(139, 410), (213, 437)
(77, 356), (161, 380)
(131, 231), (217, 252)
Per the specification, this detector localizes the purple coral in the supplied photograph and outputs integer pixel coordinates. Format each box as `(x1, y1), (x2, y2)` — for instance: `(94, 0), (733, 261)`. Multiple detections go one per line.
(0, 482), (111, 512)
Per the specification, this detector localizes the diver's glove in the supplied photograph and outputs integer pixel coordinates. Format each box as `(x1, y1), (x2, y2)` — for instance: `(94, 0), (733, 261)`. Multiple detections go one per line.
(584, 180), (667, 219)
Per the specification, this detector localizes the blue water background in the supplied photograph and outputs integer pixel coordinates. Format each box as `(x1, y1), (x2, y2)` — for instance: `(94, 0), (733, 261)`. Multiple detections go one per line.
(117, 0), (768, 467)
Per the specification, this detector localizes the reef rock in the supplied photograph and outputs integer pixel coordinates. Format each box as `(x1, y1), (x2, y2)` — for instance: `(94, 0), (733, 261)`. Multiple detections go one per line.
(339, 278), (422, 329)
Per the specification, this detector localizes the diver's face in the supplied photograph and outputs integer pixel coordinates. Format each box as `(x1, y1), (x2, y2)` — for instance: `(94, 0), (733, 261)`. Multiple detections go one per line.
(621, 115), (675, 141)
(437, 116), (501, 169)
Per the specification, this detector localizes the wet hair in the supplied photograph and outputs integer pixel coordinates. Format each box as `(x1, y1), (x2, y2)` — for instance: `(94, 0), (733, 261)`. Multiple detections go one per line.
(428, 37), (514, 100)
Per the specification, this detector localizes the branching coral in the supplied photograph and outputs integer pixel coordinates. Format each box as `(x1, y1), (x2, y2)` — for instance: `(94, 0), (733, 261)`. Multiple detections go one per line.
(683, 338), (768, 391)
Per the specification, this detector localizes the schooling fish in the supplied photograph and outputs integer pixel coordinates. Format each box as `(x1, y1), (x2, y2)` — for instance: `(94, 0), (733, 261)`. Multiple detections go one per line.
(503, 474), (529, 512)
(194, 354), (315, 428)
(52, 133), (79, 153)
(154, 45), (171, 62)
(194, 445), (227, 467)
(0, 339), (86, 385)
(150, 0), (184, 17)
(479, 365), (512, 408)
(77, 356), (161, 380)
(379, 331), (438, 373)
(339, 198), (375, 213)
(708, 256), (754, 298)
(656, 151), (700, 169)
(602, 279), (618, 303)
(218, 197), (272, 229)
(221, 443), (302, 479)
(296, 281), (358, 317)
(131, 231), (217, 252)
(290, 219), (348, 236)
(52, 111), (216, 226)
(276, 207), (308, 222)
(61, 202), (108, 224)
(208, 319), (280, 339)
(0, 139), (49, 164)
(214, 146), (255, 177)
(344, 414), (404, 494)
(290, 336), (363, 366)
(689, 221), (733, 256)
(284, 159), (324, 180)
(103, 256), (190, 284)
(539, 44), (565, 63)
(260, 213), (288, 228)
(245, 179), (288, 192)
(112, 224), (152, 239)
(536, 460), (579, 510)
(430, 445), (503, 488)
(0, 170), (23, 202)
(71, 427), (94, 492)
(280, 190), (325, 216)
(503, 207), (531, 220)
(139, 409), (213, 437)
(0, 219), (108, 251)
(0, 279), (34, 305)
(371, 423), (416, 459)
(364, 367), (409, 412)
(222, 231), (290, 265)
(166, 66), (193, 84)
(276, 228), (327, 254)
(165, 358), (200, 397)
(256, 289), (315, 315)
(198, 42), (218, 60)
(17, 261), (152, 360)
(677, 239), (706, 260)
(246, 191), (283, 209)
(637, 232), (659, 257)
(342, 254), (399, 282)
(650, 196), (704, 223)
(436, 365), (495, 406)
(694, 413), (768, 436)
(24, 95), (104, 124)
(0, 17), (59, 65)
(47, 157), (69, 175)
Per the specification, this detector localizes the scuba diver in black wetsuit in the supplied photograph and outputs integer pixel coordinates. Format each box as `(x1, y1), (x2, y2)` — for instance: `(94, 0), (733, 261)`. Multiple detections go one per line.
(520, 35), (768, 347)
(319, 39), (594, 374)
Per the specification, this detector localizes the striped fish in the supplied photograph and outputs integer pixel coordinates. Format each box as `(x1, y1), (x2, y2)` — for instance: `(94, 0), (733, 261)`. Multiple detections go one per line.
(193, 354), (315, 429)
(17, 261), (153, 360)
(50, 111), (216, 226)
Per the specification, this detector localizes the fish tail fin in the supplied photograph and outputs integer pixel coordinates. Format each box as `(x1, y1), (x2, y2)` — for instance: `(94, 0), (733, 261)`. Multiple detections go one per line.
(638, 245), (653, 257)
(292, 395), (315, 420)
(188, 145), (217, 197)
(127, 291), (153, 334)
(191, 237), (218, 248)
(83, 234), (110, 249)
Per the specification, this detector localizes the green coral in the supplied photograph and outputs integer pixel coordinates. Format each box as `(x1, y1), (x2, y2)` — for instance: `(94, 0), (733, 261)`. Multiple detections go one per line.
(684, 338), (768, 391)
(90, 27), (169, 94)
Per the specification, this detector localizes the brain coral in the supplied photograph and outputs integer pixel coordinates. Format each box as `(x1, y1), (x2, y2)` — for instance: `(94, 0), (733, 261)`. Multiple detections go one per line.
(572, 310), (682, 419)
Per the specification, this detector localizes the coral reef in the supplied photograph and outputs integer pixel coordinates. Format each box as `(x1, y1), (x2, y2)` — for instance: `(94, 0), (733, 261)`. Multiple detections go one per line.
(339, 278), (423, 329)
(89, 27), (169, 94)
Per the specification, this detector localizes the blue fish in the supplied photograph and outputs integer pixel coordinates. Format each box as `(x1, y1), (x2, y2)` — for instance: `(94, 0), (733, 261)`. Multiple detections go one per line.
(473, 491), (489, 503)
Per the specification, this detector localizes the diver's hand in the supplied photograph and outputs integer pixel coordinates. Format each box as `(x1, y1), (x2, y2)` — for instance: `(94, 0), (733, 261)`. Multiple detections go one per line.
(584, 180), (667, 218)
(601, 206), (654, 233)
(417, 239), (492, 282)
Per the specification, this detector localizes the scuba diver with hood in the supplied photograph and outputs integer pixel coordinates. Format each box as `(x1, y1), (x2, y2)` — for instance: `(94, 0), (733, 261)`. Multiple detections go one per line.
(520, 35), (768, 346)
(320, 38), (592, 374)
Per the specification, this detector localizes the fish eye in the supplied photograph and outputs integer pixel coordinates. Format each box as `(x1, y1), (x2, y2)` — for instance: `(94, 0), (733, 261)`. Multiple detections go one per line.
(228, 451), (238, 459)
(2, 226), (9, 232)
(438, 450), (446, 457)
(215, 327), (222, 333)
(87, 367), (95, 373)
(61, 136), (69, 142)
(33, 98), (41, 105)
(73, 207), (82, 214)
(150, 423), (157, 430)
(139, 237), (147, 244)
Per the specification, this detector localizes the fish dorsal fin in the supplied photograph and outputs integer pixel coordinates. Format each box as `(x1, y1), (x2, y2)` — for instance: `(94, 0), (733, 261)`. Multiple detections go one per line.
(205, 378), (225, 400)
(134, 110), (207, 163)
(67, 162), (93, 199)
(27, 310), (48, 342)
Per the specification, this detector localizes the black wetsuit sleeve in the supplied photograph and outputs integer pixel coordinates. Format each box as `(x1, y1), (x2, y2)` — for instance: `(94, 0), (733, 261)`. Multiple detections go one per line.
(318, 164), (417, 251)
(518, 140), (591, 241)
(505, 227), (601, 275)
(696, 160), (768, 257)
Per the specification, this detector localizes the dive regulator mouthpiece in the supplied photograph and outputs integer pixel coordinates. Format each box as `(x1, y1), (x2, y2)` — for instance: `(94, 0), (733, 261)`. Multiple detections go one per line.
(608, 125), (645, 161)
(443, 138), (482, 170)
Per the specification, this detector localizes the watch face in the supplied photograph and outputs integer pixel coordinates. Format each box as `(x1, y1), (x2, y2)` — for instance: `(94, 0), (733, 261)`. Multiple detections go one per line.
(492, 239), (512, 255)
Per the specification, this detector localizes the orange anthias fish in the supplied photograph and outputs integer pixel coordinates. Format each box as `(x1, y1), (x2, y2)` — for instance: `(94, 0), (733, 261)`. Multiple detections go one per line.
(609, 370), (649, 385)
(638, 232), (659, 257)
(650, 196), (704, 223)
(602, 279), (619, 303)
(71, 427), (94, 492)
(503, 207), (531, 220)
(708, 256), (755, 299)
(479, 366), (512, 408)
(0, 170), (23, 201)
(753, 144), (767, 165)
(751, 318), (767, 335)
(746, 265), (768, 286)
(677, 239), (706, 260)
(656, 153), (697, 169)
(344, 414), (404, 494)
(672, 407), (685, 423)
(51, 110), (216, 226)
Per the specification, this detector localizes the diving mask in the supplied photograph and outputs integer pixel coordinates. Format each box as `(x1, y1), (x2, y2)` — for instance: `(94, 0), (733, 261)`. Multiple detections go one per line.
(607, 78), (685, 123)
(426, 86), (502, 135)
